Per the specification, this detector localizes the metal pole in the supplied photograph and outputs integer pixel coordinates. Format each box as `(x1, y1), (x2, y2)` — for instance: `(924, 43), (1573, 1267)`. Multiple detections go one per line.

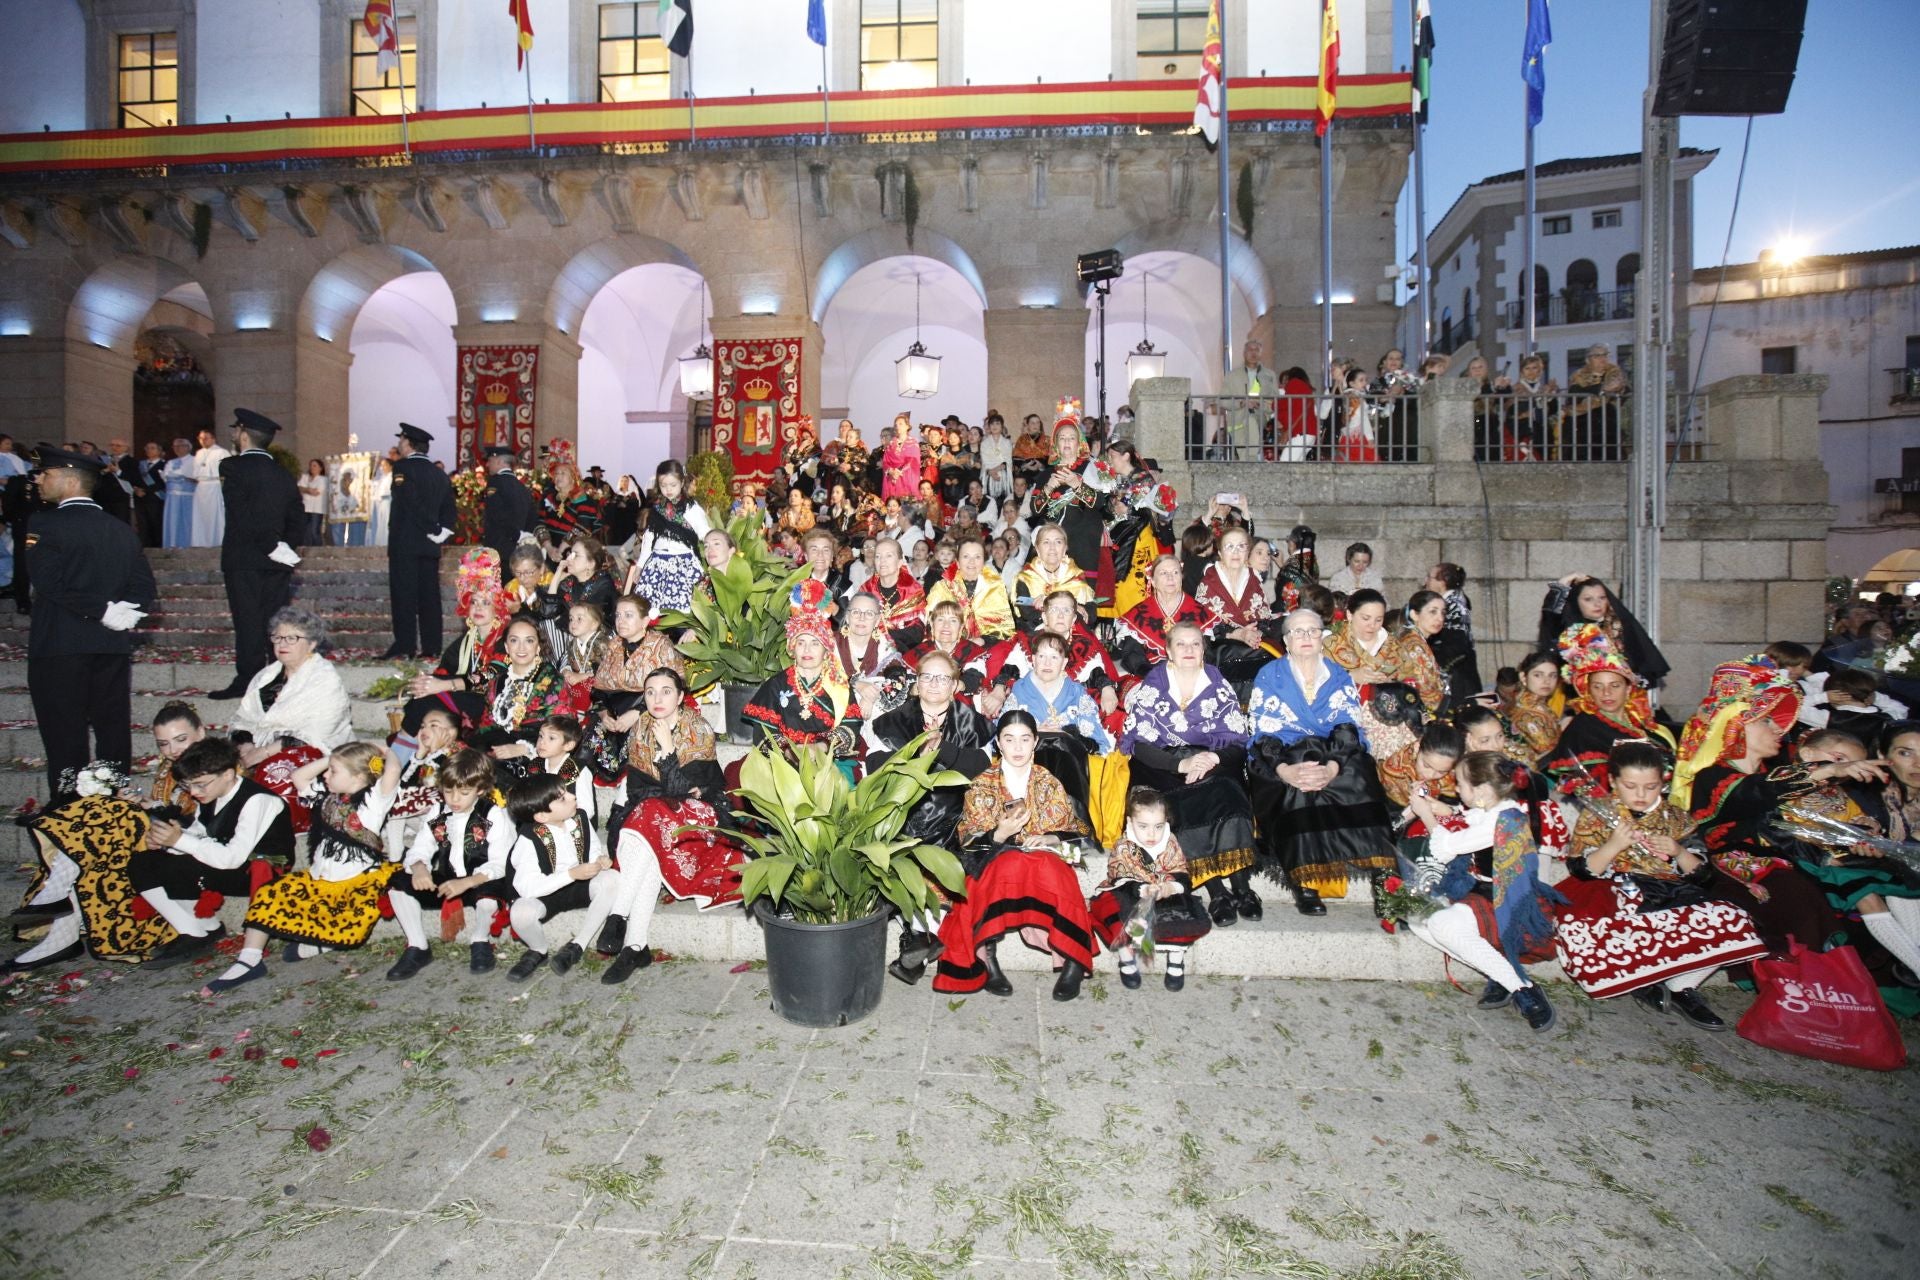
(1410, 0), (1429, 354)
(398, 65), (411, 157)
(1631, 0), (1674, 657)
(1217, 0), (1233, 379)
(524, 54), (536, 152)
(1523, 113), (1536, 355)
(1320, 123), (1334, 388)
(821, 40), (831, 138)
(1096, 283), (1110, 425)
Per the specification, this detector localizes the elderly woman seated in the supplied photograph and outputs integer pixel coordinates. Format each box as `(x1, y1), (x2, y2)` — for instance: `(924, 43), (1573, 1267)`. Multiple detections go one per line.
(230, 606), (355, 825)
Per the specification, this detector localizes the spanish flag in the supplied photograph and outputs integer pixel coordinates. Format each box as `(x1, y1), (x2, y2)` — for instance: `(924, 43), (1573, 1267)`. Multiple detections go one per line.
(509, 0), (534, 70)
(1316, 0), (1340, 138)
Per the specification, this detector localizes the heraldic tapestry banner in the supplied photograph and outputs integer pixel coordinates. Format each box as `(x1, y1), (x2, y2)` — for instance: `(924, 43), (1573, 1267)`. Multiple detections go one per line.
(712, 337), (802, 489)
(457, 345), (538, 465)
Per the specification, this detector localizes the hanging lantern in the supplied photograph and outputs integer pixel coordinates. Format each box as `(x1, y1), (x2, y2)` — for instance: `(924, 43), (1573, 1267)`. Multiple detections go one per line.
(1125, 267), (1165, 386)
(677, 342), (714, 400)
(895, 273), (940, 400)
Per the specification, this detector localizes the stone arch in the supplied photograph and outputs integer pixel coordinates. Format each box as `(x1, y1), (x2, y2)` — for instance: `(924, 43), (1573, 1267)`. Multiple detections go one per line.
(297, 244), (444, 344)
(546, 234), (701, 338)
(66, 256), (203, 353)
(812, 228), (988, 325)
(1102, 222), (1274, 319)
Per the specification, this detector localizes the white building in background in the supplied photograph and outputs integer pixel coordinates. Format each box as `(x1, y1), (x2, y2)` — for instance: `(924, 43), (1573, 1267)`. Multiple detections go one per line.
(1688, 246), (1920, 587)
(1409, 149), (1715, 380)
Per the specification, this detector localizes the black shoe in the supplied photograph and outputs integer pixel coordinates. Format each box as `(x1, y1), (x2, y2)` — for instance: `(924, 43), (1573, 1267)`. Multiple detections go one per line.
(1234, 888), (1263, 922)
(594, 915), (627, 957)
(1117, 958), (1142, 990)
(1208, 895), (1239, 927)
(10, 901), (69, 920)
(378, 644), (411, 660)
(980, 943), (1013, 997)
(469, 941), (497, 973)
(281, 941), (313, 964)
(385, 946), (433, 981)
(204, 958), (268, 993)
(1164, 956), (1187, 993)
(1476, 980), (1512, 1010)
(888, 957), (926, 986)
(1512, 984), (1557, 1032)
(602, 946), (652, 985)
(1052, 959), (1086, 1002)
(1893, 961), (1919, 989)
(899, 930), (942, 971)
(144, 924), (226, 971)
(1290, 886), (1326, 917)
(507, 950), (547, 982)
(1630, 984), (1670, 1017)
(205, 684), (247, 700)
(550, 942), (584, 975)
(6, 939), (81, 973)
(1668, 988), (1727, 1032)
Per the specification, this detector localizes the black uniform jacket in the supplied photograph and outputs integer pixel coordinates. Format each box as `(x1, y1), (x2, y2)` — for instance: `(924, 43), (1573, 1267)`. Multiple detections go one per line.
(389, 453), (458, 557)
(219, 449), (306, 575)
(26, 498), (157, 656)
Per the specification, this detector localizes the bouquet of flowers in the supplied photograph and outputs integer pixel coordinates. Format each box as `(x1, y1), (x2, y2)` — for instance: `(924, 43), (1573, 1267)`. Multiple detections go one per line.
(451, 464), (489, 545)
(61, 761), (132, 800)
(1877, 630), (1920, 680)
(1374, 874), (1441, 934)
(1080, 458), (1120, 494)
(1770, 802), (1920, 873)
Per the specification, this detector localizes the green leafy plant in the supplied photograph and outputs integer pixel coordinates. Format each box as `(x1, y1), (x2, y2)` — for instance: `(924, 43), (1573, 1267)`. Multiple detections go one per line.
(191, 201), (213, 259)
(661, 512), (804, 691)
(686, 449), (733, 516)
(722, 736), (968, 924)
(1235, 159), (1256, 238)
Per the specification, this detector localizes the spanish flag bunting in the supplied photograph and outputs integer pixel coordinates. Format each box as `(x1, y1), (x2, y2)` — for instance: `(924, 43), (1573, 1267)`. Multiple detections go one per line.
(1317, 0), (1340, 138)
(509, 0), (534, 70)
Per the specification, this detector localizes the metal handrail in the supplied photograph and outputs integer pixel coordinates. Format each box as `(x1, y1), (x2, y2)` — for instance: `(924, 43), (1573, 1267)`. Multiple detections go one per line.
(1503, 287), (1636, 330)
(1183, 391), (1429, 463)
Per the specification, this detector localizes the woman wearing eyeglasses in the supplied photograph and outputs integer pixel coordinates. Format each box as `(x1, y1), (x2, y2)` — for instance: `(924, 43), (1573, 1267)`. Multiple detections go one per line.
(226, 606), (356, 834)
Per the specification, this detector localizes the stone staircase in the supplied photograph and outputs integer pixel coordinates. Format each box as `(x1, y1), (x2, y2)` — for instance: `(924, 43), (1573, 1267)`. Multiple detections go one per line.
(0, 547), (1535, 982)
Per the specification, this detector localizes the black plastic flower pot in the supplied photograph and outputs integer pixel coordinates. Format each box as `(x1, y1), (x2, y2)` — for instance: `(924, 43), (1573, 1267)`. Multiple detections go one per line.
(752, 902), (889, 1028)
(722, 682), (758, 745)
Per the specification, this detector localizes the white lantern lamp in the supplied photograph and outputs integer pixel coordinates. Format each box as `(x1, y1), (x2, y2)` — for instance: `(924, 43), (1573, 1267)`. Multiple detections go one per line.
(1125, 268), (1165, 386)
(677, 281), (714, 400)
(895, 273), (941, 400)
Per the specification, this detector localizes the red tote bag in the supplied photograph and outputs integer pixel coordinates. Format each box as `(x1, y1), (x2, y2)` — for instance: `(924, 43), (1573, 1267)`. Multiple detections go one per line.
(1736, 943), (1908, 1071)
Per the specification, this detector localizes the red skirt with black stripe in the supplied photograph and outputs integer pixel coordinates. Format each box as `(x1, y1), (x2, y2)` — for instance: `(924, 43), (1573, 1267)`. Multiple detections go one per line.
(932, 849), (1098, 992)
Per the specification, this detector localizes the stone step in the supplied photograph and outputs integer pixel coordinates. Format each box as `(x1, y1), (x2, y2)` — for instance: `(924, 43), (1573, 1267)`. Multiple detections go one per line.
(0, 693), (399, 736)
(0, 660), (407, 694)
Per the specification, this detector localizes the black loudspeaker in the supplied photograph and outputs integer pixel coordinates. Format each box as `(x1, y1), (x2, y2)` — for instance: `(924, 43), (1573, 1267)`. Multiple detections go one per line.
(1653, 0), (1807, 117)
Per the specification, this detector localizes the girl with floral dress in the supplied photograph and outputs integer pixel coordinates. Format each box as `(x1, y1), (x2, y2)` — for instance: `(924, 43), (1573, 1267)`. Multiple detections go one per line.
(627, 459), (713, 617)
(1089, 788), (1211, 993)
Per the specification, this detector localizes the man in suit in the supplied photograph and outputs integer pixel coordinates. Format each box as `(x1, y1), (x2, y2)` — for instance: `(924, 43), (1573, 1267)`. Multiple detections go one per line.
(1223, 338), (1272, 459)
(133, 441), (168, 547)
(480, 445), (534, 573)
(384, 423), (457, 660)
(24, 445), (157, 796)
(209, 409), (305, 700)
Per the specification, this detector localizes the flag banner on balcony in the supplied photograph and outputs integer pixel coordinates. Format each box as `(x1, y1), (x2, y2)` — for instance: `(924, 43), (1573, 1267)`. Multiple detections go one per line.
(712, 337), (802, 489)
(1192, 2), (1221, 146)
(1412, 1), (1433, 124)
(457, 345), (538, 466)
(660, 0), (693, 58)
(509, 0), (534, 70)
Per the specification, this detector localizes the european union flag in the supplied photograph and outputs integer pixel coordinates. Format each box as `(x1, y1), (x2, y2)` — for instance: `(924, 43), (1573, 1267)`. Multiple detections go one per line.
(807, 0), (826, 47)
(1523, 0), (1552, 128)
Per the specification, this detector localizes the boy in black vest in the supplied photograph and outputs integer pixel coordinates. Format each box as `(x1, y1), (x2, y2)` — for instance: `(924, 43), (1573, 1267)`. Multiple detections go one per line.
(386, 748), (517, 979)
(504, 771), (615, 982)
(130, 736), (294, 968)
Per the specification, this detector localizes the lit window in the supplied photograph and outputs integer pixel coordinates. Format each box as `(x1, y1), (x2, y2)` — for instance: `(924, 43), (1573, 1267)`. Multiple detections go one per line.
(861, 0), (938, 91)
(118, 32), (178, 129)
(1592, 208), (1622, 230)
(351, 15), (418, 117)
(1137, 1), (1207, 81)
(598, 3), (670, 103)
(1542, 215), (1571, 236)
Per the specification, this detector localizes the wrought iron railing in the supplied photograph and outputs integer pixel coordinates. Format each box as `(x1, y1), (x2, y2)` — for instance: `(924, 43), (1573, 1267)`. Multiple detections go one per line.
(1504, 288), (1635, 330)
(1432, 312), (1475, 357)
(1183, 392), (1429, 463)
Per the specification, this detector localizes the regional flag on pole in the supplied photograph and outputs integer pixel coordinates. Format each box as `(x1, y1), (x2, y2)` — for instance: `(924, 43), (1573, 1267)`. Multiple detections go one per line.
(1316, 0), (1340, 138)
(1412, 0), (1434, 124)
(1192, 1), (1222, 147)
(508, 0), (534, 70)
(363, 0), (400, 76)
(659, 0), (693, 58)
(1523, 0), (1552, 128)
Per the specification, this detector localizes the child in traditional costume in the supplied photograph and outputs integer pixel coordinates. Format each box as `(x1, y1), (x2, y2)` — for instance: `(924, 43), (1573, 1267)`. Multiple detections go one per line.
(1542, 624), (1674, 799)
(386, 747), (516, 979)
(1089, 788), (1211, 993)
(557, 601), (611, 720)
(205, 741), (402, 992)
(503, 771), (616, 982)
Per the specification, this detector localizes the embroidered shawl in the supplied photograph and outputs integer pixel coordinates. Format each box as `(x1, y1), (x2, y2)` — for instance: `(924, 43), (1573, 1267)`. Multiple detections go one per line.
(926, 564), (1016, 640)
(1249, 657), (1364, 747)
(1195, 564), (1270, 629)
(1006, 674), (1114, 752)
(1118, 663), (1246, 753)
(955, 764), (1088, 847)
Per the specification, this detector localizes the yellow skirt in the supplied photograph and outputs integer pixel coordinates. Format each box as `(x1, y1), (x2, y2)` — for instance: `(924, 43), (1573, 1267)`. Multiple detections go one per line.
(28, 797), (175, 960)
(1087, 753), (1131, 849)
(246, 866), (389, 948)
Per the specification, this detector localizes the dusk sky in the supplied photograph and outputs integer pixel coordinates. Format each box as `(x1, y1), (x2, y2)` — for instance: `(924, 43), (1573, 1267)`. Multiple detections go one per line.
(1388, 0), (1920, 269)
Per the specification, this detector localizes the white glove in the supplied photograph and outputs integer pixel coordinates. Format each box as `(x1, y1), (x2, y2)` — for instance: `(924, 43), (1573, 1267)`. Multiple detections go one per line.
(268, 541), (302, 568)
(428, 527), (454, 545)
(101, 600), (146, 632)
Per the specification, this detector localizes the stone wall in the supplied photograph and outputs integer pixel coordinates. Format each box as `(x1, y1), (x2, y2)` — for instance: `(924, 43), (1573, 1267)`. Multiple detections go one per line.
(1131, 374), (1833, 712)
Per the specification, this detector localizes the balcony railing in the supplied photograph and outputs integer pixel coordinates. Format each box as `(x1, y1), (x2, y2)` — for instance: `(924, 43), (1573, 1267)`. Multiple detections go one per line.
(1432, 312), (1475, 357)
(1185, 392), (1430, 463)
(1888, 367), (1920, 404)
(1504, 287), (1635, 331)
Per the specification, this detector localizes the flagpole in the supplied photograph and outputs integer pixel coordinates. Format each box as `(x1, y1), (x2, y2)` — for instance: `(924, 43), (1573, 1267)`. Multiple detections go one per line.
(1216, 0), (1232, 382)
(397, 56), (412, 158)
(1523, 105), (1536, 356)
(821, 39), (831, 139)
(687, 49), (698, 143)
(524, 50), (537, 152)
(1321, 121), (1334, 388)
(1410, 0), (1428, 355)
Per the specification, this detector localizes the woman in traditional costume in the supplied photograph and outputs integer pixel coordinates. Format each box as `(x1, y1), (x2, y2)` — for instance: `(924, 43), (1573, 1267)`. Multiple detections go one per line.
(1098, 439), (1175, 621)
(1247, 609), (1394, 916)
(582, 594), (686, 793)
(1014, 523), (1096, 625)
(1323, 588), (1444, 714)
(534, 534), (618, 657)
(1195, 526), (1278, 685)
(232, 606), (354, 830)
(471, 617), (567, 761)
(981, 413), (1013, 499)
(1508, 650), (1566, 760)
(403, 549), (511, 739)
(1119, 621), (1259, 926)
(867, 537), (928, 651)
(1114, 554), (1222, 681)
(1538, 573), (1669, 688)
(901, 600), (984, 704)
(1541, 624), (1674, 799)
(881, 415), (920, 501)
(932, 710), (1098, 1001)
(925, 534), (1015, 642)
(626, 459), (712, 617)
(742, 591), (864, 760)
(1003, 630), (1115, 830)
(1035, 408), (1106, 577)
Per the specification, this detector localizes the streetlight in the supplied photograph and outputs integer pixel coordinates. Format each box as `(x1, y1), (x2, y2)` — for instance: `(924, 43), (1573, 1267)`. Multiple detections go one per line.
(1125, 268), (1165, 386)
(895, 273), (940, 399)
(677, 278), (713, 400)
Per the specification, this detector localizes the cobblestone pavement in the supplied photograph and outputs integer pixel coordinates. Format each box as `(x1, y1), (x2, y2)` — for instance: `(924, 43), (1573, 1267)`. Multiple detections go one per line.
(0, 939), (1913, 1280)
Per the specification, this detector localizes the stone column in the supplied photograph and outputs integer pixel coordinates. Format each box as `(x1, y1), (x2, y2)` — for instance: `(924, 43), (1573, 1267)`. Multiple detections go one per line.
(63, 339), (138, 444)
(211, 328), (298, 447)
(293, 333), (354, 461)
(1130, 375), (1193, 507)
(984, 308), (1086, 424)
(0, 337), (66, 443)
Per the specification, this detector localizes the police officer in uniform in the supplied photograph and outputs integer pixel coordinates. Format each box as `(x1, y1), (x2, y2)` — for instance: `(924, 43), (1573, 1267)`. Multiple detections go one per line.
(383, 423), (457, 660)
(3, 463), (47, 614)
(24, 445), (157, 797)
(209, 409), (305, 699)
(480, 445), (534, 571)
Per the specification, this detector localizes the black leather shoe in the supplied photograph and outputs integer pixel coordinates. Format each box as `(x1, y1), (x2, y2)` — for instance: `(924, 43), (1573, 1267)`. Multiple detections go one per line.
(1052, 959), (1086, 1002)
(144, 924), (225, 971)
(1476, 980), (1511, 1010)
(1631, 985), (1671, 1017)
(888, 957), (926, 986)
(1668, 988), (1727, 1031)
(385, 946), (433, 981)
(469, 941), (497, 973)
(1512, 984), (1557, 1032)
(506, 949), (547, 982)
(594, 915), (627, 956)
(1117, 959), (1142, 990)
(981, 942), (1013, 996)
(1234, 887), (1264, 922)
(1164, 956), (1187, 993)
(378, 644), (411, 660)
(6, 939), (81, 973)
(206, 684), (247, 701)
(550, 942), (584, 975)
(1208, 895), (1239, 927)
(899, 930), (942, 971)
(1290, 886), (1326, 917)
(602, 946), (652, 985)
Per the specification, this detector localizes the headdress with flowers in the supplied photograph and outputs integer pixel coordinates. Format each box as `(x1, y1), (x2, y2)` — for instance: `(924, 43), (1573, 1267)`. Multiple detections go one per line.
(1558, 622), (1644, 710)
(784, 580), (851, 717)
(1670, 656), (1801, 805)
(456, 547), (513, 623)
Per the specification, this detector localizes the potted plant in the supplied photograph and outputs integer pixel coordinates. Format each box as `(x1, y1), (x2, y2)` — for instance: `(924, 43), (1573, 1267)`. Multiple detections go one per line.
(723, 737), (967, 1027)
(662, 512), (805, 742)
